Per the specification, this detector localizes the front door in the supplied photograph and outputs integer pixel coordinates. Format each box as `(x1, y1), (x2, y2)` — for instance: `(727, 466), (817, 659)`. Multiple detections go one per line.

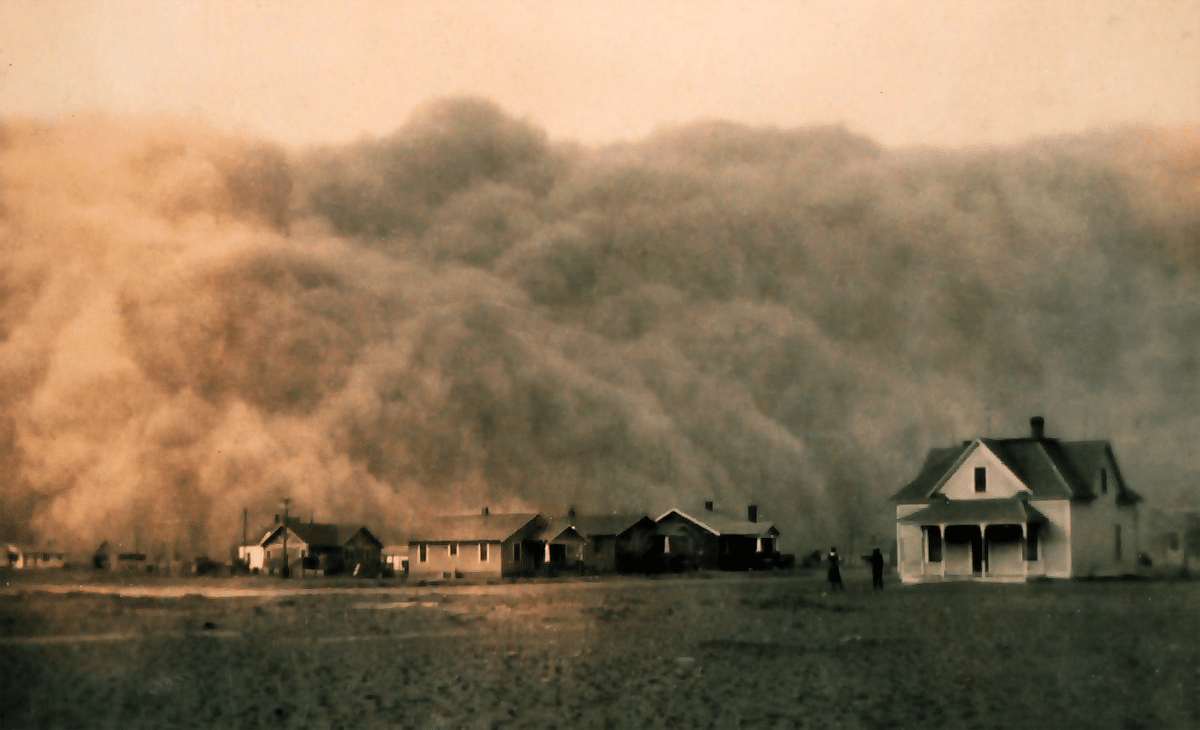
(971, 530), (983, 573)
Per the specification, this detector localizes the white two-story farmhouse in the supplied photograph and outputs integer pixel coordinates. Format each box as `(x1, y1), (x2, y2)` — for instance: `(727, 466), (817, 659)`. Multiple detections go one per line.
(894, 417), (1142, 582)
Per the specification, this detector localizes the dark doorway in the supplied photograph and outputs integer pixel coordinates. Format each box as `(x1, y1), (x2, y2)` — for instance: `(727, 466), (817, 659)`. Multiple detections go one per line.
(971, 530), (984, 573)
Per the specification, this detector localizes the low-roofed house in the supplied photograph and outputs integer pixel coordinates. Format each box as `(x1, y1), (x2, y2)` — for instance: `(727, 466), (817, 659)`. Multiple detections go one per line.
(568, 513), (659, 573)
(237, 519), (291, 573)
(536, 517), (589, 572)
(656, 503), (781, 571)
(894, 416), (1143, 582)
(261, 521), (343, 576)
(382, 545), (409, 577)
(408, 508), (546, 579)
(342, 526), (384, 577)
(1143, 507), (1200, 572)
(5, 544), (65, 569)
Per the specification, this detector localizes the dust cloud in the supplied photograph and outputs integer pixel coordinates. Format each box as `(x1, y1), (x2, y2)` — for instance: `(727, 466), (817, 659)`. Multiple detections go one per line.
(1, 100), (1197, 557)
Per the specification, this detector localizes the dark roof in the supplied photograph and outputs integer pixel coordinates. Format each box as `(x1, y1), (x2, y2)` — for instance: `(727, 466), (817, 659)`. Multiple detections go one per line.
(341, 526), (383, 548)
(892, 446), (970, 503)
(408, 513), (543, 543)
(898, 498), (1050, 525)
(554, 513), (653, 538)
(536, 519), (588, 544)
(656, 509), (779, 538)
(893, 438), (1142, 505)
(263, 522), (341, 548)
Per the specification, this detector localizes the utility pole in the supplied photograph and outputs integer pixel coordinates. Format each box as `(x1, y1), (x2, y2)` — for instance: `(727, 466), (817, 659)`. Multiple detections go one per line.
(282, 498), (290, 579)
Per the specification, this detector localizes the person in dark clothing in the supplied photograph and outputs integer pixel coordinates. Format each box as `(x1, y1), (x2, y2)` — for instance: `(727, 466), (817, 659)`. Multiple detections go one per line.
(869, 548), (885, 589)
(827, 547), (844, 590)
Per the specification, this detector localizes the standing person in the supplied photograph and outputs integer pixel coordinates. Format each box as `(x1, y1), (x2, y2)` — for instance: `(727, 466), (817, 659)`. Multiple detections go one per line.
(827, 547), (844, 591)
(869, 548), (885, 590)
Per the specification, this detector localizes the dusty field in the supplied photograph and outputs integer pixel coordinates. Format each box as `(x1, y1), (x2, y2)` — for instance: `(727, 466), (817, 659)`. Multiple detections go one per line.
(1, 570), (1198, 729)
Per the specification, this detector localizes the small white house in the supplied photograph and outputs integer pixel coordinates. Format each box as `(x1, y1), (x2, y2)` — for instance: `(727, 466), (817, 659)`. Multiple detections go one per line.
(382, 546), (409, 576)
(408, 508), (546, 579)
(894, 417), (1143, 582)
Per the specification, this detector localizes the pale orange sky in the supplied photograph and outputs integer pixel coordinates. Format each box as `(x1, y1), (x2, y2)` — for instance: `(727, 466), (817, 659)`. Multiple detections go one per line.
(2, 0), (1198, 148)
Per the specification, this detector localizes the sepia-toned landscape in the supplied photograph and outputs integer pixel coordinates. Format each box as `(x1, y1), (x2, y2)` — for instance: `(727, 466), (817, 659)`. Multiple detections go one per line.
(3, 570), (1199, 729)
(3, 2), (1200, 728)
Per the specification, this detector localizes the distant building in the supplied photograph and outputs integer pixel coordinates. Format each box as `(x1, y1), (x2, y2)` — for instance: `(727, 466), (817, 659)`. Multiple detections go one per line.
(1143, 507), (1199, 572)
(567, 513), (659, 573)
(5, 544), (65, 569)
(536, 517), (588, 571)
(261, 521), (343, 576)
(407, 509), (546, 579)
(893, 416), (1143, 582)
(655, 503), (781, 571)
(382, 546), (409, 577)
(342, 526), (384, 577)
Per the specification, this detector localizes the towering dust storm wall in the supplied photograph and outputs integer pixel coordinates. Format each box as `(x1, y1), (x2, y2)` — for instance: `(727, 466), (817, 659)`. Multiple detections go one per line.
(1, 100), (1197, 555)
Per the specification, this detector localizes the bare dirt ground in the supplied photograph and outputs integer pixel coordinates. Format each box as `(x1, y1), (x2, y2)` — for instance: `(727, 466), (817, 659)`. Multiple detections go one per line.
(2, 569), (1198, 729)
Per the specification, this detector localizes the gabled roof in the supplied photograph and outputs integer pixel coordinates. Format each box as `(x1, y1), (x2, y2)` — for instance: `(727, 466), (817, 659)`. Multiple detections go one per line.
(898, 497), (1050, 526)
(568, 513), (655, 538)
(408, 513), (543, 543)
(656, 508), (779, 538)
(892, 446), (971, 503)
(341, 526), (383, 548)
(893, 437), (1142, 505)
(263, 522), (341, 548)
(537, 519), (588, 544)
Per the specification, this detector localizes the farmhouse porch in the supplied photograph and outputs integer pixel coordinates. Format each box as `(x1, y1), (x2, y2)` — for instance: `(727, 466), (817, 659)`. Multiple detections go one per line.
(899, 498), (1048, 582)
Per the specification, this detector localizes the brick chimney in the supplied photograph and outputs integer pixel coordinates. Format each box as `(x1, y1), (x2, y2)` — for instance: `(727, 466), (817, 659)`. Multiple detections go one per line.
(748, 505), (758, 523)
(1031, 416), (1045, 440)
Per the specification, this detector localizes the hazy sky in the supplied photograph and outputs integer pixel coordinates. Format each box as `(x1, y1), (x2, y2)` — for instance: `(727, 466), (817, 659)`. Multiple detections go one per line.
(2, 0), (1199, 147)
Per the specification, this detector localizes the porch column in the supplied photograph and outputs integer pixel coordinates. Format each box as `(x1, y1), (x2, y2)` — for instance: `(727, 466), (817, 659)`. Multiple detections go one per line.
(544, 543), (550, 562)
(939, 523), (947, 578)
(1021, 523), (1028, 580)
(921, 526), (928, 577)
(979, 522), (988, 576)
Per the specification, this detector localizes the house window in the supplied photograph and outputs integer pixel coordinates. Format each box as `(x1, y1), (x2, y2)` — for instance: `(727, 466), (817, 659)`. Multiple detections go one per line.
(1026, 524), (1039, 561)
(419, 544), (427, 563)
(926, 527), (943, 562)
(1115, 524), (1122, 562)
(1101, 469), (1108, 495)
(592, 537), (603, 555)
(449, 543), (458, 556)
(974, 467), (986, 493)
(513, 543), (521, 562)
(480, 543), (488, 561)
